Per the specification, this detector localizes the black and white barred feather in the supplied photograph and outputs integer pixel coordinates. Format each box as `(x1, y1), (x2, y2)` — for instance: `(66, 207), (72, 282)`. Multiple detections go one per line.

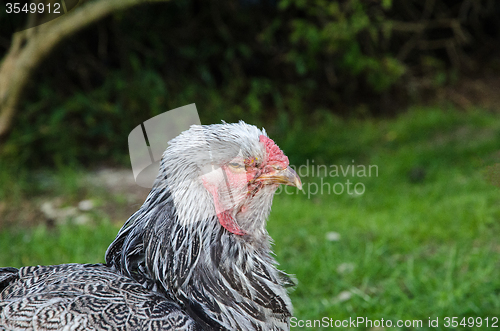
(0, 264), (199, 330)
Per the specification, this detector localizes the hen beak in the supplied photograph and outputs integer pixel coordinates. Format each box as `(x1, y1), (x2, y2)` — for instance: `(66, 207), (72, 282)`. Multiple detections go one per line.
(256, 166), (302, 190)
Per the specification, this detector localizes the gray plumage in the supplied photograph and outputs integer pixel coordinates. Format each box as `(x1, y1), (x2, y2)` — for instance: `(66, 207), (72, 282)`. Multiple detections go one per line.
(0, 264), (198, 330)
(1, 122), (300, 330)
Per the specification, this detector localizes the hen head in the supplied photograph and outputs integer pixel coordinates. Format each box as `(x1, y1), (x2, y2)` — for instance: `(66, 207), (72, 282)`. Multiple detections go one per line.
(160, 121), (302, 237)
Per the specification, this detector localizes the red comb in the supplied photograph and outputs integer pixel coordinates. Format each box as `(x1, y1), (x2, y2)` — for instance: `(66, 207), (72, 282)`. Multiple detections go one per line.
(259, 135), (289, 168)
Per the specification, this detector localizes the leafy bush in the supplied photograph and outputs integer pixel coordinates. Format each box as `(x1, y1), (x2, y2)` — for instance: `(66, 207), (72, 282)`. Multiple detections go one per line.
(264, 0), (405, 91)
(1, 0), (500, 168)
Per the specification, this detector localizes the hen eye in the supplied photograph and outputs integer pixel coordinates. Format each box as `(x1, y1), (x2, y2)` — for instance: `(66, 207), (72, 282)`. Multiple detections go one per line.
(228, 162), (244, 169)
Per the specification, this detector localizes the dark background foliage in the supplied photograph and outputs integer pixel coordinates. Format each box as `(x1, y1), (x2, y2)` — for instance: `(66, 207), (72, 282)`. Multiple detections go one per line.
(1, 0), (499, 167)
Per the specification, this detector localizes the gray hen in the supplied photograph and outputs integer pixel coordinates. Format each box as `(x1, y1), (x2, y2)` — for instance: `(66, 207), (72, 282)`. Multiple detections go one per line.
(0, 122), (302, 330)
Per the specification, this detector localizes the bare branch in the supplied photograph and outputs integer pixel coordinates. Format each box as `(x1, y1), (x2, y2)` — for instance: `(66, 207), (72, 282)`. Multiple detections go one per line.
(0, 0), (170, 141)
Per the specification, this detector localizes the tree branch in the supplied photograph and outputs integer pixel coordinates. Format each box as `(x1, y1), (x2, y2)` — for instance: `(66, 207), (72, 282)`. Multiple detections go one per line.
(0, 0), (170, 142)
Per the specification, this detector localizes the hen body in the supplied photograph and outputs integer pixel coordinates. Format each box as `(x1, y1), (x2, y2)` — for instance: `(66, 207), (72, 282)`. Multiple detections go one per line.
(0, 122), (301, 330)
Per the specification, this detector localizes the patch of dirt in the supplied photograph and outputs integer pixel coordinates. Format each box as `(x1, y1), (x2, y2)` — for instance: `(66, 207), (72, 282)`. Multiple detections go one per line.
(0, 168), (151, 230)
(86, 168), (151, 226)
(442, 75), (500, 111)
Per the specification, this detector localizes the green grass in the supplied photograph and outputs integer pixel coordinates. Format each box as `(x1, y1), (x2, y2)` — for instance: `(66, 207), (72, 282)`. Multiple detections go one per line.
(0, 221), (119, 267)
(1, 107), (500, 330)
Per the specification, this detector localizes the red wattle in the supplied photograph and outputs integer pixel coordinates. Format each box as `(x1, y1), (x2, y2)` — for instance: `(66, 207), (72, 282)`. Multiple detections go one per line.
(218, 211), (246, 236)
(202, 177), (247, 236)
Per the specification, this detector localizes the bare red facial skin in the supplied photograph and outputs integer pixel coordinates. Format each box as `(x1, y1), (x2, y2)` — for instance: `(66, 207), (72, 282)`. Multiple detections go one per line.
(245, 164), (258, 183)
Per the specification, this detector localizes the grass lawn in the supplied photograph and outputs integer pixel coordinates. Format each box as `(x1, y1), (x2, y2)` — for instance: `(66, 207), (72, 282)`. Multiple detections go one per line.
(1, 107), (500, 330)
